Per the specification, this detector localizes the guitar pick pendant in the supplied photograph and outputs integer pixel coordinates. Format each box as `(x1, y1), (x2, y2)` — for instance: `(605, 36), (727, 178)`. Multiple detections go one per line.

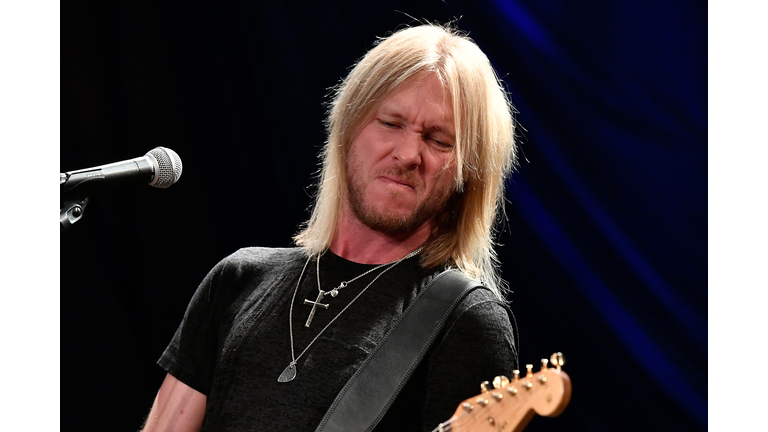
(277, 363), (297, 382)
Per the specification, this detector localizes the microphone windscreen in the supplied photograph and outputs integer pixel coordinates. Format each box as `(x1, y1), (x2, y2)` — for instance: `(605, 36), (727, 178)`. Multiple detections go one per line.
(147, 147), (183, 188)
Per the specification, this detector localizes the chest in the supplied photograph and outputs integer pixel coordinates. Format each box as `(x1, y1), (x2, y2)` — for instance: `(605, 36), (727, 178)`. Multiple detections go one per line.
(202, 265), (422, 430)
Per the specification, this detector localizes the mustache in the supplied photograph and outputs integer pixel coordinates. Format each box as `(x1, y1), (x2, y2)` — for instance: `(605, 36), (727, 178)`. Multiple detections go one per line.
(377, 166), (424, 189)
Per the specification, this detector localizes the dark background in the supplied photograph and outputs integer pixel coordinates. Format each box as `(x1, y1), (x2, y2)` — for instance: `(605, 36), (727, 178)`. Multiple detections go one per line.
(60, 1), (706, 431)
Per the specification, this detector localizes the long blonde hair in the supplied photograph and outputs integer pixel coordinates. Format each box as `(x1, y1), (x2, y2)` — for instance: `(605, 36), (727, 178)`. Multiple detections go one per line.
(294, 24), (518, 297)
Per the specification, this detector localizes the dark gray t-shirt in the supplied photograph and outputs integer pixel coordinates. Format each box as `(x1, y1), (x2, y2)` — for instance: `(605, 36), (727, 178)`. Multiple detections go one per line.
(159, 247), (518, 431)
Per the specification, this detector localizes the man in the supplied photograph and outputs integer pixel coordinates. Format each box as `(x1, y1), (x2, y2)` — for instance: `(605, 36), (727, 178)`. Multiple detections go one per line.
(142, 23), (519, 431)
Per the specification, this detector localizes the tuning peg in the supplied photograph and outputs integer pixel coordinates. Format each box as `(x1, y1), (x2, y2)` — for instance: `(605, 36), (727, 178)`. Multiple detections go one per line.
(550, 352), (565, 370)
(493, 375), (509, 389)
(541, 358), (549, 370)
(512, 370), (520, 382)
(525, 364), (533, 378)
(480, 381), (491, 393)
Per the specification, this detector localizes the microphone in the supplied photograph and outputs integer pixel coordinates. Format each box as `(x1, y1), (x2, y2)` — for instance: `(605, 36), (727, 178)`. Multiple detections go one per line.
(60, 147), (183, 201)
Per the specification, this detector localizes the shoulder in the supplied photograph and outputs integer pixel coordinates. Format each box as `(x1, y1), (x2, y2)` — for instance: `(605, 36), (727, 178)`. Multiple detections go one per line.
(431, 280), (519, 368)
(448, 287), (515, 335)
(421, 269), (514, 333)
(221, 246), (306, 267)
(418, 280), (519, 427)
(212, 246), (308, 277)
(196, 247), (308, 305)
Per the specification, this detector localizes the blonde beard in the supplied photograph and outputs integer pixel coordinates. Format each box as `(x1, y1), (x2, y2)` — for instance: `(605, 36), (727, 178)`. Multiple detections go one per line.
(345, 162), (455, 236)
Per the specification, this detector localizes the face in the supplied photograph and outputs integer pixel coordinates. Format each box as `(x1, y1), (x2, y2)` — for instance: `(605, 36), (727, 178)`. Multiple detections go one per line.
(345, 74), (457, 236)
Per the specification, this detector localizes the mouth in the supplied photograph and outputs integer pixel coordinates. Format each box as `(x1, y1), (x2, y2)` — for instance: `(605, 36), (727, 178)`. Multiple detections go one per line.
(378, 175), (415, 190)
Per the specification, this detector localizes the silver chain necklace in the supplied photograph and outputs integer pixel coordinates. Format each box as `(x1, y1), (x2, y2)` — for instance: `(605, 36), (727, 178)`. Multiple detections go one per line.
(278, 247), (423, 383)
(303, 254), (398, 327)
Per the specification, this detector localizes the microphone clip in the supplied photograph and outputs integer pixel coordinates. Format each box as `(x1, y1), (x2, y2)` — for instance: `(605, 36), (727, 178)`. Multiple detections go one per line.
(60, 196), (89, 232)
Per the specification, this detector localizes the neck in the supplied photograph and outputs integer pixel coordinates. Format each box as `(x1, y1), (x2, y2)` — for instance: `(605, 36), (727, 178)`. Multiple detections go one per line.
(330, 207), (431, 264)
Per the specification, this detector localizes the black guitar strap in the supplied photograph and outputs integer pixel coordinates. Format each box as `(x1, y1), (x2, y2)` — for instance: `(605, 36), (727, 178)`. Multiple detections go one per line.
(314, 269), (484, 432)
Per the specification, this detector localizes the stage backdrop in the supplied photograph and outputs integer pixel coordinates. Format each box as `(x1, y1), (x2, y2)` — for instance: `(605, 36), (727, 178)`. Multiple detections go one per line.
(61, 1), (706, 431)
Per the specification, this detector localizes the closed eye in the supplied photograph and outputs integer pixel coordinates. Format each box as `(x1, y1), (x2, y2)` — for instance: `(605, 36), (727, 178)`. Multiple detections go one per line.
(378, 119), (401, 128)
(428, 135), (454, 150)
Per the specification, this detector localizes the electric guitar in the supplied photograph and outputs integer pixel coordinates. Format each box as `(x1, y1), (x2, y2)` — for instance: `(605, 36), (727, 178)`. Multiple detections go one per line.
(433, 353), (572, 432)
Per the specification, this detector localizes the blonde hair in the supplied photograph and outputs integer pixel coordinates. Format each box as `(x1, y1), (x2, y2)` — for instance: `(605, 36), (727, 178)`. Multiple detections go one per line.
(294, 24), (517, 297)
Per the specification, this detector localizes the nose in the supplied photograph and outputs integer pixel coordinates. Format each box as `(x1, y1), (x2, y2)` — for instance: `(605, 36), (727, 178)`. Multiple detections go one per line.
(393, 132), (422, 170)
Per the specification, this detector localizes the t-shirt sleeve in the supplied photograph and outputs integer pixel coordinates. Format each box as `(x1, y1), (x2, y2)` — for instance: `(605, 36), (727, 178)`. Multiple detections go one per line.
(157, 260), (226, 396)
(421, 289), (519, 431)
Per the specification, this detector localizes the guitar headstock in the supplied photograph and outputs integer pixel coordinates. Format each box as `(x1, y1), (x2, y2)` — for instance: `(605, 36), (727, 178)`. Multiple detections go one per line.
(443, 353), (572, 432)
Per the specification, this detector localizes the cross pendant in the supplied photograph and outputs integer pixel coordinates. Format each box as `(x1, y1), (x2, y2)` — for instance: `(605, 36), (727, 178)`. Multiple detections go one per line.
(303, 291), (330, 327)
